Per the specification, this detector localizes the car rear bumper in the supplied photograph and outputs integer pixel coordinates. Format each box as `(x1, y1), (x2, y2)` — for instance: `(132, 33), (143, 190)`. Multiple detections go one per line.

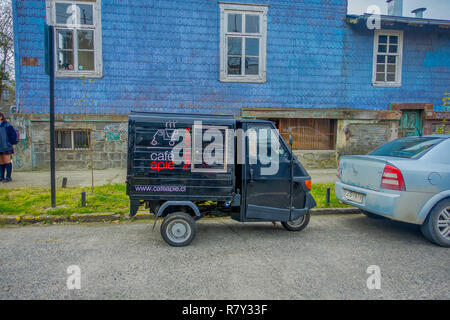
(335, 181), (427, 224)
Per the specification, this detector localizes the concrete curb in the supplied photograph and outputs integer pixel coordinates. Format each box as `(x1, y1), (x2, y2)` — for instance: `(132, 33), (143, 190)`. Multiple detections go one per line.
(0, 208), (360, 225)
(311, 208), (361, 215)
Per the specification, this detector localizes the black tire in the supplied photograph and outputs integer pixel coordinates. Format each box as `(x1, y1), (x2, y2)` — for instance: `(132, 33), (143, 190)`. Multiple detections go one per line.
(281, 213), (310, 232)
(421, 199), (450, 247)
(160, 212), (197, 247)
(361, 210), (386, 220)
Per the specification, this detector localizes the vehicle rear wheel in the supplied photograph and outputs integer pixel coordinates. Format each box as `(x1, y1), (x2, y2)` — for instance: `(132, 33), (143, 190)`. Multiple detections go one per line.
(281, 213), (310, 232)
(361, 210), (386, 220)
(161, 212), (197, 247)
(421, 199), (450, 247)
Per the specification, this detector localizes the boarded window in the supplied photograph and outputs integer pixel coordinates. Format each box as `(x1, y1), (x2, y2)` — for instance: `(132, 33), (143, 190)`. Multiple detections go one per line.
(272, 119), (336, 150)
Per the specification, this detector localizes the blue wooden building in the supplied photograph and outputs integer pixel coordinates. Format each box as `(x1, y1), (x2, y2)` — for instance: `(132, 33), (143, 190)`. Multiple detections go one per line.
(10, 0), (450, 170)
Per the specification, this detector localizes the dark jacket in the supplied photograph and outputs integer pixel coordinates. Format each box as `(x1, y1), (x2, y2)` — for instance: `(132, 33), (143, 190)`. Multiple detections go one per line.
(0, 121), (17, 152)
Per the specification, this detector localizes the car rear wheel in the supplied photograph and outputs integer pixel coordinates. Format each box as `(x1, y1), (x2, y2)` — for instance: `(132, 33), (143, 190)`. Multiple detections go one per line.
(281, 213), (310, 232)
(421, 199), (450, 247)
(161, 212), (197, 247)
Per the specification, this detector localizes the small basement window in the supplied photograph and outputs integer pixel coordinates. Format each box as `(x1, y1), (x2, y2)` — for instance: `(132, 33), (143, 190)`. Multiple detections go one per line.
(56, 129), (91, 150)
(271, 118), (337, 150)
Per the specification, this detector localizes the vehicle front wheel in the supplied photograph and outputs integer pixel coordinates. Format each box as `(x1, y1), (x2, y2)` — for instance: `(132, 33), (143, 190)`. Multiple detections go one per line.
(281, 213), (310, 232)
(421, 199), (450, 247)
(160, 212), (197, 247)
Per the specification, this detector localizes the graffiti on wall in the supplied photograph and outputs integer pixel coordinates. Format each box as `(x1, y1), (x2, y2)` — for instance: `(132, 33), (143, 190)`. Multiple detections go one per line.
(104, 123), (127, 144)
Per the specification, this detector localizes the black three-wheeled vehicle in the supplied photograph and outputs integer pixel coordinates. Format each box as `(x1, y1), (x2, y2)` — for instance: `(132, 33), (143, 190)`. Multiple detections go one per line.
(126, 112), (316, 246)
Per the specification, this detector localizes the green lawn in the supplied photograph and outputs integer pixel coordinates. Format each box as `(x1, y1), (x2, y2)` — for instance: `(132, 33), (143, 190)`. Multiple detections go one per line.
(0, 183), (349, 216)
(310, 183), (351, 209)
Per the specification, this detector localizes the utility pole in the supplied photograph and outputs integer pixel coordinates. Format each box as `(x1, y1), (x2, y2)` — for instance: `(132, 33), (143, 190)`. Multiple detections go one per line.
(45, 25), (56, 208)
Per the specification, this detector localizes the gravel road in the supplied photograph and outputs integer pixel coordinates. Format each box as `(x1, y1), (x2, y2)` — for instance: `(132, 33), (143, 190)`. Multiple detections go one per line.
(0, 214), (448, 300)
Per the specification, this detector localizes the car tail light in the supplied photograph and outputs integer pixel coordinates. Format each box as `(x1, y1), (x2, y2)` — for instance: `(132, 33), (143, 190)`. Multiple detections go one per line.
(381, 164), (405, 191)
(305, 179), (312, 190)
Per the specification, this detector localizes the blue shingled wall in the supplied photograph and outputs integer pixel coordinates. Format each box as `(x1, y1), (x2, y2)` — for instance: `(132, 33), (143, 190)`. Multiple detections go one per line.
(12, 0), (450, 115)
(343, 24), (450, 110)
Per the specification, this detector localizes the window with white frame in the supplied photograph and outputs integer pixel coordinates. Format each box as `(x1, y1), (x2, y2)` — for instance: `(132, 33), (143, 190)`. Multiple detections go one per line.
(55, 129), (91, 150)
(219, 3), (268, 83)
(372, 30), (403, 87)
(46, 0), (102, 78)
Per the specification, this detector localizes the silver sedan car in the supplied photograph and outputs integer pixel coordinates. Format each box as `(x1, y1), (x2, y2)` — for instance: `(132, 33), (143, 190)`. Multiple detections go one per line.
(335, 135), (450, 247)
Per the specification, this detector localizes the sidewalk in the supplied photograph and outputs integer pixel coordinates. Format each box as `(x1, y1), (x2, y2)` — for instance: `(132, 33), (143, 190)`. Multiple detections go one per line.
(0, 168), (337, 189)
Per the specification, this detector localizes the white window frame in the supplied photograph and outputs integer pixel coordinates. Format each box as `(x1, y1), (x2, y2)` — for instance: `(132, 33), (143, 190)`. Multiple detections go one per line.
(372, 29), (403, 87)
(55, 129), (91, 150)
(219, 2), (268, 83)
(46, 0), (103, 78)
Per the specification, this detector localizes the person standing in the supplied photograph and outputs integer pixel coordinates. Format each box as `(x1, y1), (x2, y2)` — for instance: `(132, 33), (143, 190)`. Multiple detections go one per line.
(0, 113), (18, 183)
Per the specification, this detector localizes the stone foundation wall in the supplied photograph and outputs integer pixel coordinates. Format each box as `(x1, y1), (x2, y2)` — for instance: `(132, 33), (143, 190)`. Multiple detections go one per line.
(11, 114), (128, 171)
(336, 120), (398, 156)
(10, 112), (403, 171)
(294, 150), (337, 169)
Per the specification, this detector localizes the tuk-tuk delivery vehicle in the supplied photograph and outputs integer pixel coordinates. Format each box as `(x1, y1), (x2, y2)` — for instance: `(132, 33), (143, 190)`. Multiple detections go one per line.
(126, 112), (316, 246)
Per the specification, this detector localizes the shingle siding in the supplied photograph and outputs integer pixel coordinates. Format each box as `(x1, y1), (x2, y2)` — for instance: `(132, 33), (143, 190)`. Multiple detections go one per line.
(12, 0), (450, 116)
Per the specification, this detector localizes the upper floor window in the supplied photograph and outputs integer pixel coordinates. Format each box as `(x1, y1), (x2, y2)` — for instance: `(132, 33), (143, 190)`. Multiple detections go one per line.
(46, 0), (102, 78)
(219, 3), (268, 83)
(372, 30), (403, 87)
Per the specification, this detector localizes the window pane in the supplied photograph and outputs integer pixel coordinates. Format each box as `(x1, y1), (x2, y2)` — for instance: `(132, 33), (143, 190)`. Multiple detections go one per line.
(376, 73), (385, 82)
(377, 55), (386, 63)
(57, 30), (73, 49)
(78, 51), (95, 71)
(390, 36), (398, 44)
(378, 45), (387, 53)
(74, 131), (90, 149)
(228, 37), (242, 55)
(228, 57), (241, 75)
(77, 4), (94, 25)
(245, 57), (259, 75)
(388, 56), (396, 64)
(378, 35), (388, 43)
(78, 30), (94, 49)
(387, 73), (396, 82)
(389, 45), (398, 53)
(56, 130), (72, 149)
(245, 14), (260, 33)
(57, 50), (74, 70)
(55, 3), (74, 24)
(387, 64), (396, 73)
(376, 64), (385, 72)
(228, 13), (242, 32)
(245, 38), (259, 56)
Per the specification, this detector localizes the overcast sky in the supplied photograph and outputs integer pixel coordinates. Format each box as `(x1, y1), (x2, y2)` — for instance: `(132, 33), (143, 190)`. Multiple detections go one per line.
(348, 0), (450, 20)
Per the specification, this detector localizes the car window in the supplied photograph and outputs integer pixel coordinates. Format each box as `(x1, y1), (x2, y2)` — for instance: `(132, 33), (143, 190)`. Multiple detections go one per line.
(370, 137), (445, 159)
(247, 123), (289, 163)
